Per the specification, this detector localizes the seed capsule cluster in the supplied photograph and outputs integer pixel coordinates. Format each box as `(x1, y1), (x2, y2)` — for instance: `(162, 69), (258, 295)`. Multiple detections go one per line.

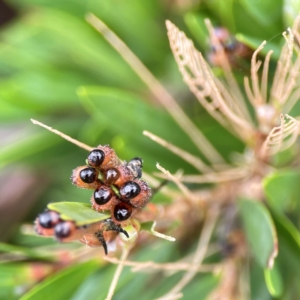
(35, 210), (129, 254)
(35, 145), (152, 254)
(71, 145), (152, 224)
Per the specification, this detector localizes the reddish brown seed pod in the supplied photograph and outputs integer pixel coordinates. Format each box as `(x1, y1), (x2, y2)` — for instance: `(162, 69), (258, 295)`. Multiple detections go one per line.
(91, 187), (120, 212)
(87, 149), (105, 168)
(112, 201), (134, 225)
(102, 165), (135, 186)
(35, 210), (60, 237)
(119, 180), (152, 208)
(92, 145), (121, 170)
(71, 166), (101, 189)
(54, 221), (78, 242)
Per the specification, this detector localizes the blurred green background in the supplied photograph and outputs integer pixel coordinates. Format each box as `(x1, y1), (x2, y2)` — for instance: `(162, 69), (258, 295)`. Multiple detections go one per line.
(1, 0), (300, 299)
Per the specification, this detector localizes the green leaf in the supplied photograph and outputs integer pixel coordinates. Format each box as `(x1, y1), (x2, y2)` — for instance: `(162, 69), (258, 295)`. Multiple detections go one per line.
(77, 86), (175, 138)
(235, 33), (281, 60)
(250, 261), (273, 300)
(0, 242), (53, 262)
(47, 202), (109, 226)
(271, 211), (300, 296)
(89, 0), (166, 63)
(263, 170), (300, 213)
(264, 264), (283, 298)
(77, 85), (199, 175)
(239, 199), (278, 269)
(239, 0), (283, 28)
(271, 210), (300, 260)
(184, 12), (209, 50)
(20, 260), (99, 300)
(0, 128), (59, 169)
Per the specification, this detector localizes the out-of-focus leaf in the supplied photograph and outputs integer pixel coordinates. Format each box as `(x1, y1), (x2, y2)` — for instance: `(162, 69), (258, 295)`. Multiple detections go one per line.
(0, 242), (53, 261)
(0, 99), (31, 122)
(264, 264), (283, 298)
(182, 274), (219, 299)
(77, 85), (200, 174)
(250, 261), (272, 300)
(273, 212), (300, 297)
(239, 0), (283, 28)
(77, 86), (179, 139)
(234, 0), (283, 38)
(205, 0), (282, 38)
(283, 0), (300, 26)
(89, 0), (166, 64)
(219, 0), (235, 31)
(0, 128), (60, 169)
(271, 211), (300, 259)
(20, 260), (99, 300)
(236, 33), (281, 59)
(47, 202), (109, 226)
(184, 12), (209, 50)
(70, 270), (111, 300)
(263, 170), (300, 213)
(239, 199), (278, 269)
(141, 221), (176, 242)
(0, 71), (85, 114)
(0, 9), (143, 90)
(0, 264), (37, 300)
(0, 120), (86, 169)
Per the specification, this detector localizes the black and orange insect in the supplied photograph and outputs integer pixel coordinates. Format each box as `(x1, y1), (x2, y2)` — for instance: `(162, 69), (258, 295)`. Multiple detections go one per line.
(208, 27), (251, 68)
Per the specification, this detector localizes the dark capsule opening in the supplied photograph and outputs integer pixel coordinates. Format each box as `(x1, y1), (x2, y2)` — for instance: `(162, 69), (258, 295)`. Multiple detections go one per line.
(127, 157), (143, 179)
(87, 149), (105, 167)
(119, 181), (141, 200)
(39, 211), (59, 228)
(80, 167), (97, 183)
(114, 203), (132, 221)
(128, 157), (143, 168)
(94, 187), (112, 205)
(103, 168), (120, 185)
(54, 222), (72, 239)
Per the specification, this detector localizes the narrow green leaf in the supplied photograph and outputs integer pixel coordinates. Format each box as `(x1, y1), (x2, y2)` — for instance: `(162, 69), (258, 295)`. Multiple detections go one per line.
(263, 170), (300, 213)
(235, 33), (281, 59)
(47, 202), (109, 226)
(0, 129), (59, 169)
(239, 0), (283, 28)
(219, 0), (236, 31)
(271, 210), (300, 258)
(20, 261), (99, 300)
(77, 85), (200, 175)
(77, 86), (179, 138)
(239, 199), (278, 269)
(0, 242), (53, 262)
(184, 12), (209, 50)
(264, 265), (283, 298)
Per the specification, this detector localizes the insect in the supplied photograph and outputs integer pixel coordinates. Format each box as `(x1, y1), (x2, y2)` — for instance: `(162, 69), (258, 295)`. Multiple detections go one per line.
(208, 27), (250, 68)
(35, 145), (152, 254)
